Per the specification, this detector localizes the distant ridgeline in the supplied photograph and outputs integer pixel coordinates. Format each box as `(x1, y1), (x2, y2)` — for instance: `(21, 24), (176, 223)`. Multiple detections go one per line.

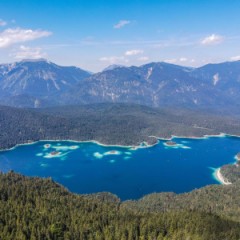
(0, 59), (240, 114)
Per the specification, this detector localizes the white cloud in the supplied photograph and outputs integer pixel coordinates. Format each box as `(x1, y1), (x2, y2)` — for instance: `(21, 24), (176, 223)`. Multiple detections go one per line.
(0, 19), (7, 26)
(179, 57), (188, 62)
(11, 45), (47, 59)
(164, 59), (177, 63)
(138, 56), (149, 61)
(0, 28), (52, 48)
(125, 49), (143, 56)
(164, 58), (194, 64)
(201, 34), (224, 45)
(230, 55), (240, 61)
(114, 20), (130, 29)
(99, 56), (128, 64)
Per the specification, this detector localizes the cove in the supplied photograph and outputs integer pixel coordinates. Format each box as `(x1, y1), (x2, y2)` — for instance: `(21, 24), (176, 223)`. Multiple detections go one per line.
(0, 136), (239, 200)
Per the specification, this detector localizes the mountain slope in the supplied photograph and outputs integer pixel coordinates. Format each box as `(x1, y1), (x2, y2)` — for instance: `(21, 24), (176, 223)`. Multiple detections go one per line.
(0, 59), (91, 107)
(62, 61), (240, 110)
(1, 172), (240, 239)
(0, 59), (91, 96)
(62, 62), (200, 106)
(1, 103), (240, 150)
(190, 61), (240, 105)
(0, 59), (240, 111)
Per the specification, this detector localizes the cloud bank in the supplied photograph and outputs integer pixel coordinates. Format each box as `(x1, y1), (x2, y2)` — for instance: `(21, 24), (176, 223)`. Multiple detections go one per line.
(0, 28), (52, 48)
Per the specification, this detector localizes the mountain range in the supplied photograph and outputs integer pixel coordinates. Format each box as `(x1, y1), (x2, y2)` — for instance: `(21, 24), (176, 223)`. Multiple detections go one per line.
(0, 59), (91, 107)
(0, 59), (239, 112)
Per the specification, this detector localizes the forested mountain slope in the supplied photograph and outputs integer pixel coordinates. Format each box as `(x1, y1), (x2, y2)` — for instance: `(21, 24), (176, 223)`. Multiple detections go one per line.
(1, 103), (240, 150)
(0, 172), (239, 240)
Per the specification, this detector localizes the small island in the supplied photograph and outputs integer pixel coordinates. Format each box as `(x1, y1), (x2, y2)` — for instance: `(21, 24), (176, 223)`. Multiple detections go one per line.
(104, 150), (121, 155)
(163, 141), (190, 149)
(44, 144), (51, 149)
(50, 151), (60, 156)
(109, 150), (118, 154)
(70, 145), (79, 150)
(165, 141), (177, 146)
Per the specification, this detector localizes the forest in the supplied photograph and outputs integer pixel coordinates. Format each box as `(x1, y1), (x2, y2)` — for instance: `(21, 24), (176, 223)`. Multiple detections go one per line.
(0, 172), (240, 240)
(1, 103), (240, 150)
(221, 162), (240, 183)
(1, 103), (240, 239)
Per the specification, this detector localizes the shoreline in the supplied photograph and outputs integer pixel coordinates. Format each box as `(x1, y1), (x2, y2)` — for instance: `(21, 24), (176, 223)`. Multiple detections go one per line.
(0, 133), (238, 199)
(1, 132), (239, 153)
(215, 168), (232, 185)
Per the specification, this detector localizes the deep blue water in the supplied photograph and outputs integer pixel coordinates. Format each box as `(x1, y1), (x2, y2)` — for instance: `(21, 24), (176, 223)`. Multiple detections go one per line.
(0, 136), (239, 200)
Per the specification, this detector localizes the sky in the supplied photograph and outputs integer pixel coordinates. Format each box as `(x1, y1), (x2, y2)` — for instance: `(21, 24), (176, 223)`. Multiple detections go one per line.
(0, 0), (240, 72)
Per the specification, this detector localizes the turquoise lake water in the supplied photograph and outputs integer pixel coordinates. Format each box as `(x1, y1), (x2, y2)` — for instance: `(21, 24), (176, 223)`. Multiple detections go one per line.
(0, 136), (239, 200)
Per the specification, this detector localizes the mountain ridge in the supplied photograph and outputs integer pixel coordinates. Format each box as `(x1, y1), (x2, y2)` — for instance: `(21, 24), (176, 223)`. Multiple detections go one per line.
(62, 60), (240, 111)
(0, 59), (240, 112)
(0, 59), (92, 107)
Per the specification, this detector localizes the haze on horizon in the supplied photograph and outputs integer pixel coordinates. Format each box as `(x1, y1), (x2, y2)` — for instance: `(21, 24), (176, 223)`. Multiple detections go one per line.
(0, 0), (240, 72)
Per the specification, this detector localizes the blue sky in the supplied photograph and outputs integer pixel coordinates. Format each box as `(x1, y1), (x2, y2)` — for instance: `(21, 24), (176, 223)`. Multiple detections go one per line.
(0, 0), (240, 71)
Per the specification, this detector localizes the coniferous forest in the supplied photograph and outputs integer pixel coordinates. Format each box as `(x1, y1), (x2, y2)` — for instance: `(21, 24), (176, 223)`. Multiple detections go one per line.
(1, 103), (240, 150)
(1, 104), (240, 239)
(0, 172), (240, 240)
(1, 0), (240, 239)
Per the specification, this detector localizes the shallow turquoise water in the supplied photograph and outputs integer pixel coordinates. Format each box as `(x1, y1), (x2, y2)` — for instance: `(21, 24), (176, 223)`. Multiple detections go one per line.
(0, 136), (239, 200)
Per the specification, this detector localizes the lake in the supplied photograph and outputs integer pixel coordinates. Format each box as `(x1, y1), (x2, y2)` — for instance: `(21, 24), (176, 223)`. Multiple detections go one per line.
(0, 135), (239, 200)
